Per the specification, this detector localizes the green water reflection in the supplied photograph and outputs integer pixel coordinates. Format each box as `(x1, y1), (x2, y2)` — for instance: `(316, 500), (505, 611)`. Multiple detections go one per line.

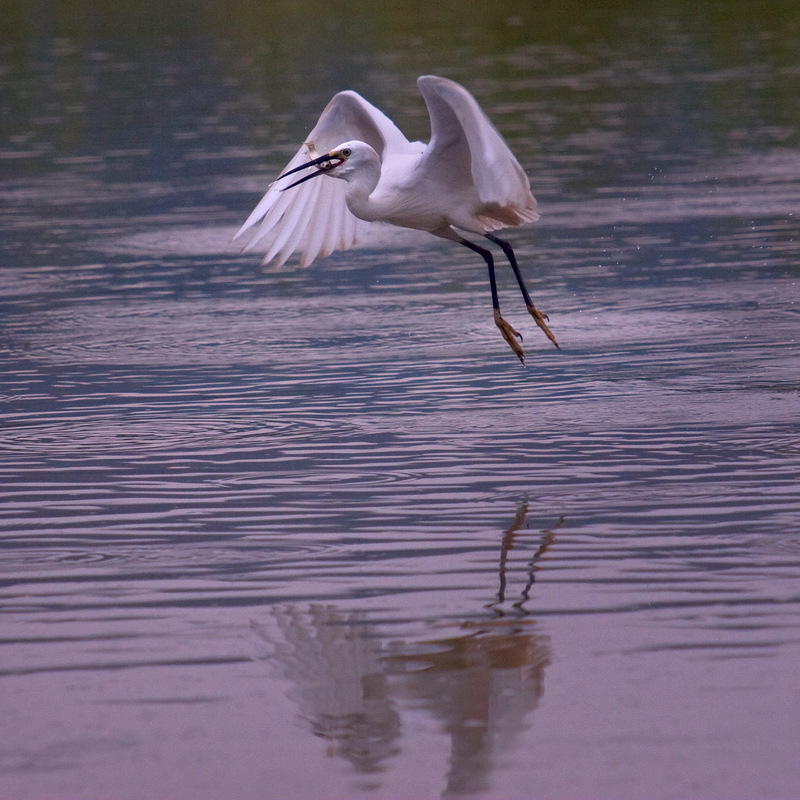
(3, 0), (800, 186)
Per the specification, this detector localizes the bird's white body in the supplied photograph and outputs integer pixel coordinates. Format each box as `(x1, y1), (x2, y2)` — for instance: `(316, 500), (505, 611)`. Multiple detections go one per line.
(237, 75), (557, 362)
(236, 75), (538, 266)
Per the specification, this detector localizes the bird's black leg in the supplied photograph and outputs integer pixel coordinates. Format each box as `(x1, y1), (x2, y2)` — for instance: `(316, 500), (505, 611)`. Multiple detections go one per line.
(485, 233), (559, 349)
(460, 237), (526, 364)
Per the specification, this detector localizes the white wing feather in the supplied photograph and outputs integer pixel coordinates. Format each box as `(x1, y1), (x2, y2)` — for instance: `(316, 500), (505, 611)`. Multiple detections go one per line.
(416, 75), (538, 230)
(236, 90), (417, 267)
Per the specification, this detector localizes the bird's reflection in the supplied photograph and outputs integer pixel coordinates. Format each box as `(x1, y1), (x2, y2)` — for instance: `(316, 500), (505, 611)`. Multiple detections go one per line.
(251, 505), (560, 797)
(251, 605), (400, 774)
(384, 618), (550, 799)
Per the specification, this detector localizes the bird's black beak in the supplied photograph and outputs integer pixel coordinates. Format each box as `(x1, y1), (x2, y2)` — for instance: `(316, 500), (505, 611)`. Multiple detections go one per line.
(279, 152), (343, 191)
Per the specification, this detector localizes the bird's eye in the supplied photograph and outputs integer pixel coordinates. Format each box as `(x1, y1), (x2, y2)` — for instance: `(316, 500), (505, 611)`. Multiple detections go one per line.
(341, 148), (352, 157)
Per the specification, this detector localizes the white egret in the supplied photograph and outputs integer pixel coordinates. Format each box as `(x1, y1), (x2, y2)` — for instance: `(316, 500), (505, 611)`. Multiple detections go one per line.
(236, 75), (559, 363)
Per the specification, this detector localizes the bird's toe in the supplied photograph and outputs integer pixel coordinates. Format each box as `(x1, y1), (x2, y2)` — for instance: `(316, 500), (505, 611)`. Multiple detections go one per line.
(493, 310), (526, 365)
(527, 305), (560, 349)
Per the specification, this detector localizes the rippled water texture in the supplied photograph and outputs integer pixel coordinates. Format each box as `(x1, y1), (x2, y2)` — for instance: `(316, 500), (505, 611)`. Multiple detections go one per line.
(2, 2), (800, 799)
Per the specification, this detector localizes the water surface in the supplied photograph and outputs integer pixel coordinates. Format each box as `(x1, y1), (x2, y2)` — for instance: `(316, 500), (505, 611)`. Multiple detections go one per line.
(1, 2), (799, 799)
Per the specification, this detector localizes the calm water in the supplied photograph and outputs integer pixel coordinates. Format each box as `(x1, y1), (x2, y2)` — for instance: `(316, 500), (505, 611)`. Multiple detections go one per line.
(2, 2), (800, 798)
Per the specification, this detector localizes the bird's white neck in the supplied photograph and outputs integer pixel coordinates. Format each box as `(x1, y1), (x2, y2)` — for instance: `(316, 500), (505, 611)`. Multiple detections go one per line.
(333, 147), (384, 222)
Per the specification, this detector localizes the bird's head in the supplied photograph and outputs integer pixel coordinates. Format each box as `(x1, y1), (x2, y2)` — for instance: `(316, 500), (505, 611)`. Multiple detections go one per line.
(278, 141), (369, 190)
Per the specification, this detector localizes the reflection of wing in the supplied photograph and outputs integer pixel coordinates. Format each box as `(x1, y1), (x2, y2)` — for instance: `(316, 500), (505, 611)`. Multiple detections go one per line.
(416, 75), (538, 229)
(236, 91), (418, 267)
(252, 604), (400, 772)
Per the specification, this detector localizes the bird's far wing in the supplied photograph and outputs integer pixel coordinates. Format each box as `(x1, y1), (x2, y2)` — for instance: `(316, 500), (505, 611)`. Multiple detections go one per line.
(236, 90), (415, 267)
(416, 75), (538, 227)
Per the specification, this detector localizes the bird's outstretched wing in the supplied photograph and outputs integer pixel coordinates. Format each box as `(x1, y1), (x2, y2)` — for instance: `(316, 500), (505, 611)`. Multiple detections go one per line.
(236, 90), (416, 267)
(416, 75), (538, 231)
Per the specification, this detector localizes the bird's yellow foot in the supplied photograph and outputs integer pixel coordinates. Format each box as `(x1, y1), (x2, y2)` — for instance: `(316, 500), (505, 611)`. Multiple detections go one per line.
(494, 309), (526, 364)
(527, 305), (560, 349)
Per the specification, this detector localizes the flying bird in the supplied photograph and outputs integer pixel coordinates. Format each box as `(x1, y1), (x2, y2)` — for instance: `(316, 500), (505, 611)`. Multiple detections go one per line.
(236, 75), (559, 363)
